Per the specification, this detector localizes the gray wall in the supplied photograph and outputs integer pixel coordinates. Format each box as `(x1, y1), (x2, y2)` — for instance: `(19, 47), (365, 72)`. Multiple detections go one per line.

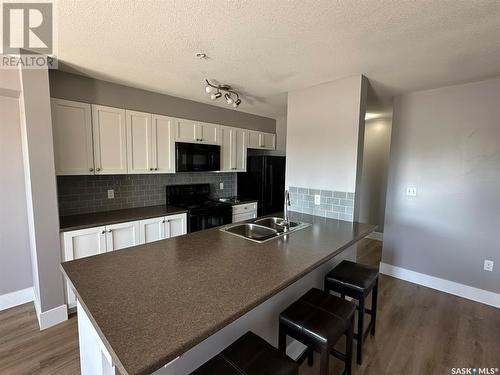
(383, 77), (500, 294)
(58, 173), (236, 216)
(49, 70), (276, 132)
(0, 89), (33, 296)
(19, 66), (66, 312)
(358, 117), (392, 231)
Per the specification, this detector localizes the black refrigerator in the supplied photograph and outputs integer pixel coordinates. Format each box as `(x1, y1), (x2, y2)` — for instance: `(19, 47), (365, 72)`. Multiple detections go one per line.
(237, 156), (286, 216)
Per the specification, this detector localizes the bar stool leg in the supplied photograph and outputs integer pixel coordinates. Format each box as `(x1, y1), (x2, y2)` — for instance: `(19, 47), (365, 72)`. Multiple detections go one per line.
(319, 346), (329, 375)
(307, 347), (314, 366)
(371, 280), (378, 336)
(357, 297), (365, 365)
(345, 316), (354, 375)
(278, 325), (287, 353)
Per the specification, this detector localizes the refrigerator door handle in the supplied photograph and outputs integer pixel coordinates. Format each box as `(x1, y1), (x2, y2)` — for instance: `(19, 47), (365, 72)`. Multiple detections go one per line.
(268, 164), (273, 206)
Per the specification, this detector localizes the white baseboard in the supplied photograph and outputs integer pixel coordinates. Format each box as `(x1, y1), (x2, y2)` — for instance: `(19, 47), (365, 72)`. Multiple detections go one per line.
(380, 262), (500, 309)
(0, 287), (34, 311)
(36, 304), (68, 330)
(366, 231), (383, 241)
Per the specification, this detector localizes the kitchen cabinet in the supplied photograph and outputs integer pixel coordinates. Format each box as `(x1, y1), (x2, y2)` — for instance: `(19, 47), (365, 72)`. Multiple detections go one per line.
(173, 118), (220, 145)
(92, 105), (127, 174)
(152, 114), (175, 173)
(138, 213), (186, 243)
(126, 110), (152, 174)
(247, 130), (275, 150)
(220, 126), (247, 172)
(232, 202), (258, 223)
(51, 99), (94, 175)
(61, 226), (107, 308)
(105, 221), (141, 251)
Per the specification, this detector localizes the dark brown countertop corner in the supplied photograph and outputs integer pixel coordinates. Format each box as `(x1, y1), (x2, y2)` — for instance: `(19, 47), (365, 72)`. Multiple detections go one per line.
(59, 205), (188, 232)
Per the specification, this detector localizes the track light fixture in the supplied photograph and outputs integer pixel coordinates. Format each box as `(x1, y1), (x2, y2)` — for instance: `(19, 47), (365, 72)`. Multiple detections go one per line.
(205, 79), (242, 108)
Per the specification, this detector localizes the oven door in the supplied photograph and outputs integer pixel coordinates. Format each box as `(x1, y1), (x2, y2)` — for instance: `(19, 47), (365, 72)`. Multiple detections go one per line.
(188, 208), (231, 233)
(176, 142), (221, 172)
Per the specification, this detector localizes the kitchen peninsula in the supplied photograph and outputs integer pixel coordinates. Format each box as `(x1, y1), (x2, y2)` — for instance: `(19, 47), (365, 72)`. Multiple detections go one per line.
(61, 212), (376, 375)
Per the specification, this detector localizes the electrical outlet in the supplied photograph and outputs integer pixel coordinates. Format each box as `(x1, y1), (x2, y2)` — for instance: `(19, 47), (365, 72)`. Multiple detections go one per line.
(314, 194), (321, 205)
(406, 187), (417, 197)
(219, 182), (224, 190)
(107, 189), (114, 199)
(484, 260), (494, 272)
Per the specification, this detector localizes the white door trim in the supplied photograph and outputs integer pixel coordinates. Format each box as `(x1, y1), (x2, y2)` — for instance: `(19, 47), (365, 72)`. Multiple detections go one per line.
(380, 262), (500, 309)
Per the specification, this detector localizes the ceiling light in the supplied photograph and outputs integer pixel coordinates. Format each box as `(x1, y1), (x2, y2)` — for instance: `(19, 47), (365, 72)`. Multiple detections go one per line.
(224, 93), (234, 105)
(204, 79), (243, 108)
(210, 91), (222, 100)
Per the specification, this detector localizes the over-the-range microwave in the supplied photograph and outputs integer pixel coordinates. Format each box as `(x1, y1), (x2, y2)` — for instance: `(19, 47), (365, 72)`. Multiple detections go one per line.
(175, 142), (221, 172)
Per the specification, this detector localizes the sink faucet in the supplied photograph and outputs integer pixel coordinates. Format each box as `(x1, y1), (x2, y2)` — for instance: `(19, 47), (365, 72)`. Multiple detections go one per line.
(283, 190), (291, 231)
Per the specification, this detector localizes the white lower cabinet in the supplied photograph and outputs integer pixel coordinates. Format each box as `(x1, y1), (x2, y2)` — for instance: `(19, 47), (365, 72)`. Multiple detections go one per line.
(61, 213), (186, 308)
(232, 202), (258, 223)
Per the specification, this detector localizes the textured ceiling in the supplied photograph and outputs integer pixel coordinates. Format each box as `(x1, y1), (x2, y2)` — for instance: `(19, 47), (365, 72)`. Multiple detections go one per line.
(56, 0), (500, 118)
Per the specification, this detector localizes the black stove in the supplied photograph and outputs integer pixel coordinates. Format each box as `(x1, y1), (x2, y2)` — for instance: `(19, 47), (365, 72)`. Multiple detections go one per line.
(166, 184), (232, 233)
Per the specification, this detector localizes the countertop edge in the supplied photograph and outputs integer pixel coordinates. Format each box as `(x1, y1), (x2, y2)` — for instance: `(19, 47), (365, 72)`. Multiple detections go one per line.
(63, 221), (377, 375)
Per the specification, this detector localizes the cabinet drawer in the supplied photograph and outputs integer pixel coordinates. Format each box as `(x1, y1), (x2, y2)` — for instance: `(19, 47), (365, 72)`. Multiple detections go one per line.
(233, 212), (257, 223)
(232, 202), (257, 215)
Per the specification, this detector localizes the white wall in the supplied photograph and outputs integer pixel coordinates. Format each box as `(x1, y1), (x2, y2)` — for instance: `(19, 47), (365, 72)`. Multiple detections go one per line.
(286, 76), (366, 192)
(383, 77), (500, 294)
(0, 73), (33, 297)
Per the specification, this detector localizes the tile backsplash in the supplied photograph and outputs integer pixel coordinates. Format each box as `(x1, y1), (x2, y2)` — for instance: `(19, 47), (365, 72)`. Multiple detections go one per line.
(57, 173), (236, 216)
(288, 186), (355, 222)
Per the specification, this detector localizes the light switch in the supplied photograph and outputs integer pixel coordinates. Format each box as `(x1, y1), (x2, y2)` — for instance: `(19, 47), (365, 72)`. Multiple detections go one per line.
(406, 187), (417, 197)
(484, 260), (494, 272)
(314, 195), (321, 205)
(220, 182), (224, 190)
(107, 189), (114, 199)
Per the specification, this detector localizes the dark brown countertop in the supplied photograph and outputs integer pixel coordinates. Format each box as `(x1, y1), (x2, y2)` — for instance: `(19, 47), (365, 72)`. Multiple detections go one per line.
(59, 205), (188, 232)
(61, 212), (376, 375)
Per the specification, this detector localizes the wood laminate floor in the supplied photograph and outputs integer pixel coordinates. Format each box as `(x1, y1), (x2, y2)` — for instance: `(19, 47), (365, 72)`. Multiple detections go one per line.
(1, 239), (499, 374)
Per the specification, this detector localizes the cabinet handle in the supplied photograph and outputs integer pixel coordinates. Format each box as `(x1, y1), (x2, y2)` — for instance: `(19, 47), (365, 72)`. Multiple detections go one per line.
(155, 168), (158, 171)
(107, 229), (112, 233)
(101, 230), (106, 234)
(150, 168), (154, 171)
(96, 168), (101, 172)
(89, 168), (94, 172)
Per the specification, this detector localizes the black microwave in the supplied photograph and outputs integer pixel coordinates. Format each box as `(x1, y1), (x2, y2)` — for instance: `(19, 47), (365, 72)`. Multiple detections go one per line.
(175, 142), (221, 172)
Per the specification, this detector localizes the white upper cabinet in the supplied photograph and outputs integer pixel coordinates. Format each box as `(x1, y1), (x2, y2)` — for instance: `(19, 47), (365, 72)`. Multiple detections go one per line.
(173, 118), (220, 145)
(51, 99), (95, 175)
(126, 110), (153, 174)
(92, 105), (127, 174)
(197, 122), (220, 145)
(247, 130), (275, 150)
(221, 126), (247, 172)
(151, 115), (175, 173)
(105, 221), (141, 251)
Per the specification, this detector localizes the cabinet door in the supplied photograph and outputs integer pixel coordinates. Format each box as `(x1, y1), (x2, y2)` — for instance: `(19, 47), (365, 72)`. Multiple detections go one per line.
(61, 226), (106, 307)
(51, 99), (94, 175)
(262, 132), (276, 150)
(92, 105), (127, 174)
(173, 118), (197, 143)
(152, 115), (175, 173)
(197, 122), (220, 145)
(247, 130), (262, 149)
(233, 128), (247, 171)
(164, 213), (187, 238)
(105, 221), (142, 251)
(126, 110), (152, 174)
(220, 126), (233, 171)
(139, 217), (165, 244)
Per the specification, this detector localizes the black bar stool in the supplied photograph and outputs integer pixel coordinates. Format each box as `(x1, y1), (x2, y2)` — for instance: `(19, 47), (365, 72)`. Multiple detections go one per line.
(278, 288), (356, 375)
(190, 331), (298, 375)
(324, 260), (379, 365)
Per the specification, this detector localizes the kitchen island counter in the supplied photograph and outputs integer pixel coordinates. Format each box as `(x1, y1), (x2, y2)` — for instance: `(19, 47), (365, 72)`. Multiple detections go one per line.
(61, 212), (376, 375)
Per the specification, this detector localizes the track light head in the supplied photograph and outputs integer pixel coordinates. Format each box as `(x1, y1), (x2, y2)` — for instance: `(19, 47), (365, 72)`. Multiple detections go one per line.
(232, 98), (242, 108)
(210, 91), (222, 100)
(205, 85), (214, 94)
(224, 93), (234, 105)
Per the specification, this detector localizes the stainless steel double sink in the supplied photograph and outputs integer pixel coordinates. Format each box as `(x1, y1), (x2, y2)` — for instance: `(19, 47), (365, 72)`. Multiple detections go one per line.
(220, 217), (310, 243)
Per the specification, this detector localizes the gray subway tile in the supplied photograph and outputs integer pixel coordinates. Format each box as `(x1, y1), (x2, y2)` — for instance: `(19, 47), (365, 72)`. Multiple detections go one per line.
(309, 189), (320, 195)
(347, 192), (355, 200)
(333, 191), (347, 199)
(298, 187), (309, 194)
(340, 199), (354, 207)
(320, 190), (333, 197)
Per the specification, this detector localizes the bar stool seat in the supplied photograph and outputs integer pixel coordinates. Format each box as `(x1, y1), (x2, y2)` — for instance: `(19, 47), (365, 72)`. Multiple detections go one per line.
(324, 260), (379, 365)
(190, 331), (298, 375)
(279, 288), (356, 375)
